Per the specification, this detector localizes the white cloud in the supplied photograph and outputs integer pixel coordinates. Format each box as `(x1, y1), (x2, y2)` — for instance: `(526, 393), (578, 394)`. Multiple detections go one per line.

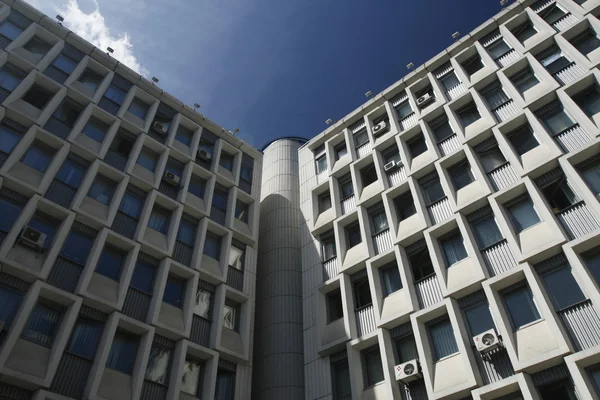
(26, 0), (148, 76)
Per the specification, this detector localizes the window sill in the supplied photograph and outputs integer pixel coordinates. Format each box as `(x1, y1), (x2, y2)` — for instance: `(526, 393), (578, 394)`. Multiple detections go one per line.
(514, 318), (544, 332)
(434, 351), (460, 363)
(515, 221), (544, 234)
(364, 381), (386, 390)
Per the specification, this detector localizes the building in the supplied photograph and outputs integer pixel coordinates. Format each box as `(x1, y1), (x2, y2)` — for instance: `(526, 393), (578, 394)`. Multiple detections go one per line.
(0, 0), (262, 399)
(279, 0), (600, 399)
(2, 0), (600, 398)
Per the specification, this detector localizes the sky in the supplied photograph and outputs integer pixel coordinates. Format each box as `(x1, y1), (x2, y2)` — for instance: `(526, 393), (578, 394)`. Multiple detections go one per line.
(25, 0), (512, 149)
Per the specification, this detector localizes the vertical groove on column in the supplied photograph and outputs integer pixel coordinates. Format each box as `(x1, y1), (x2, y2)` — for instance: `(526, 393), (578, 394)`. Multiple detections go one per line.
(252, 139), (306, 400)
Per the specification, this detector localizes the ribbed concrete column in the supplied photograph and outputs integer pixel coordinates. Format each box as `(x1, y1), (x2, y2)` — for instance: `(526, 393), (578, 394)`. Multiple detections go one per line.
(252, 138), (306, 400)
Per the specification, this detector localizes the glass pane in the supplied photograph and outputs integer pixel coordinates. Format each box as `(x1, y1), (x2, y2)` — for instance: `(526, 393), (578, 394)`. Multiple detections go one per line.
(464, 302), (495, 336)
(61, 231), (93, 265)
(395, 101), (413, 119)
(0, 126), (21, 153)
(0, 197), (22, 232)
(67, 319), (101, 359)
(0, 21), (23, 40)
(145, 346), (171, 384)
(449, 161), (474, 191)
(163, 277), (184, 308)
(487, 40), (511, 59)
(194, 290), (211, 318)
(480, 147), (507, 172)
(203, 235), (221, 259)
(177, 220), (196, 245)
(107, 332), (138, 374)
(229, 246), (244, 270)
(363, 347), (384, 385)
(130, 261), (155, 293)
(148, 208), (170, 234)
(503, 285), (541, 329)
(472, 216), (503, 249)
(22, 304), (60, 347)
(422, 180), (445, 204)
(541, 108), (574, 135)
(441, 232), (468, 266)
(0, 286), (23, 328)
(541, 266), (586, 310)
(441, 72), (460, 91)
(181, 360), (202, 395)
(381, 264), (402, 296)
(429, 318), (458, 361)
(580, 161), (600, 195)
(88, 178), (115, 205)
(507, 196), (540, 232)
(223, 304), (236, 330)
(21, 145), (53, 172)
(95, 246), (123, 280)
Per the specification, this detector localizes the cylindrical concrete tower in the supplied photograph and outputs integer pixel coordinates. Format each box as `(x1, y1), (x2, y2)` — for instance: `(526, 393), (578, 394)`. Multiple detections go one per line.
(252, 137), (307, 400)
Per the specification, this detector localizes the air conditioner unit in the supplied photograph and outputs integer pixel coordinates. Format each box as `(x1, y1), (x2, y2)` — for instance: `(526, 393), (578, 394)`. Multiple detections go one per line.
(372, 120), (389, 137)
(198, 149), (212, 161)
(395, 359), (422, 383)
(153, 121), (168, 135)
(416, 93), (434, 108)
(383, 160), (398, 171)
(19, 226), (46, 250)
(163, 171), (180, 186)
(474, 328), (502, 353)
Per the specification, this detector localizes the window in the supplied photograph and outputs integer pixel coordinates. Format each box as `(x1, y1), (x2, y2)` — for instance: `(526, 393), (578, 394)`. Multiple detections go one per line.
(0, 195), (22, 234)
(394, 192), (416, 221)
(198, 139), (214, 162)
(501, 283), (541, 329)
(430, 118), (454, 143)
(408, 134), (427, 158)
(223, 300), (239, 331)
(538, 105), (575, 136)
(395, 100), (413, 120)
(22, 302), (61, 347)
(315, 155), (327, 174)
(457, 103), (480, 127)
(511, 68), (539, 93)
(120, 190), (144, 219)
(326, 290), (343, 322)
(50, 52), (78, 76)
(579, 157), (600, 196)
(428, 317), (458, 361)
(321, 231), (336, 261)
(23, 37), (51, 57)
(449, 160), (474, 191)
(421, 177), (445, 205)
(573, 85), (600, 117)
(541, 178), (578, 212)
(339, 174), (354, 199)
(87, 176), (116, 205)
(588, 364), (600, 396)
(229, 245), (245, 271)
(0, 286), (23, 330)
(487, 39), (511, 59)
(362, 346), (384, 386)
(479, 147), (507, 173)
(0, 64), (24, 94)
(361, 164), (378, 187)
(56, 158), (86, 189)
(177, 219), (196, 246)
(370, 206), (388, 235)
(22, 84), (53, 109)
(540, 264), (586, 310)
(203, 233), (221, 260)
(538, 378), (578, 400)
(130, 260), (156, 294)
(334, 142), (348, 160)
(219, 152), (234, 171)
(163, 275), (185, 308)
(440, 72), (460, 92)
(175, 125), (193, 146)
(508, 124), (539, 155)
(194, 289), (212, 319)
(537, 46), (571, 75)
(382, 146), (401, 165)
(346, 222), (361, 249)
(128, 98), (150, 119)
(95, 245), (125, 280)
(137, 147), (159, 171)
(513, 21), (537, 43)
(539, 3), (567, 25)
(215, 369), (236, 400)
(145, 343), (172, 385)
(462, 54), (484, 76)
(107, 331), (138, 374)
(212, 187), (228, 212)
(82, 118), (108, 142)
(506, 195), (541, 232)
(0, 20), (23, 41)
(353, 278), (372, 309)
(354, 128), (369, 147)
(21, 141), (54, 173)
(28, 212), (58, 251)
(318, 191), (332, 213)
(148, 206), (170, 234)
(78, 69), (103, 91)
(235, 199), (249, 223)
(571, 29), (600, 55)
(471, 214), (504, 249)
(0, 123), (23, 155)
(463, 301), (495, 336)
(61, 229), (93, 265)
(409, 248), (435, 281)
(482, 83), (510, 110)
(181, 358), (203, 396)
(380, 262), (402, 296)
(331, 358), (351, 399)
(395, 334), (418, 364)
(440, 230), (468, 267)
(66, 318), (102, 359)
(185, 176), (205, 200)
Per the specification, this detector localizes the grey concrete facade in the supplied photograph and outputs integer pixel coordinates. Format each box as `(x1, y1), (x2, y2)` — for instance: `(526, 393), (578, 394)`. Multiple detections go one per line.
(253, 138), (307, 400)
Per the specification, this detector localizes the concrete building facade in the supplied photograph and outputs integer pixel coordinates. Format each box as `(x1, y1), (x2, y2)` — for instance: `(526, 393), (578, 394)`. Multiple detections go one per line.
(0, 0), (262, 399)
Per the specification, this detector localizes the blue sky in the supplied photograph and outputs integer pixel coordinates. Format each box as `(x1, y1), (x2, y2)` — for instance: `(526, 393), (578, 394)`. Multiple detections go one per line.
(26, 0), (510, 149)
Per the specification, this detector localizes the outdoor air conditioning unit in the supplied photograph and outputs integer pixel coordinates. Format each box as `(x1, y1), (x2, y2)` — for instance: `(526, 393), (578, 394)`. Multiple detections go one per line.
(372, 120), (389, 137)
(474, 328), (502, 353)
(395, 359), (422, 383)
(153, 121), (168, 135)
(19, 226), (46, 250)
(416, 92), (434, 108)
(198, 149), (212, 161)
(384, 160), (398, 171)
(163, 171), (180, 187)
